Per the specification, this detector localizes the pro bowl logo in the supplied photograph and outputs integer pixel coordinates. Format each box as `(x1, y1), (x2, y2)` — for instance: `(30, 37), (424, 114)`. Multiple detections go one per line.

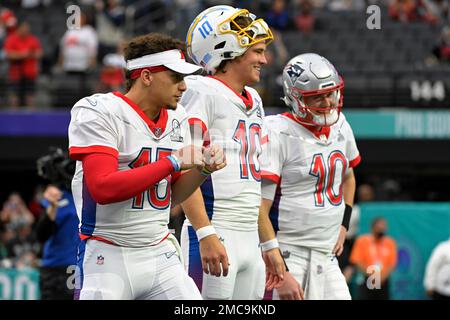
(255, 97), (262, 118)
(170, 119), (184, 142)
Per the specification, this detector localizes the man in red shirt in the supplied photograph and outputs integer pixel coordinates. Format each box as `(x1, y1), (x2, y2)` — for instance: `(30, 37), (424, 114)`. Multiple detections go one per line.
(3, 21), (42, 108)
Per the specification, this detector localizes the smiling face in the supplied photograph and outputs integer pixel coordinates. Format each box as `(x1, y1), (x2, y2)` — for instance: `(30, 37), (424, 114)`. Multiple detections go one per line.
(303, 90), (337, 116)
(297, 88), (341, 127)
(150, 70), (187, 110)
(231, 41), (268, 86)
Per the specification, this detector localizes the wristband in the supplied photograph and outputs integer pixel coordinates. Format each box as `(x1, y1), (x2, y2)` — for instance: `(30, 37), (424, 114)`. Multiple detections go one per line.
(200, 166), (213, 176)
(341, 204), (353, 231)
(167, 155), (181, 172)
(260, 238), (279, 252)
(196, 225), (216, 241)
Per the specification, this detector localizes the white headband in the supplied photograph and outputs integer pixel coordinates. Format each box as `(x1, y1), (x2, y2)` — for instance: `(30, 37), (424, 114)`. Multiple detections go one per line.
(126, 49), (202, 75)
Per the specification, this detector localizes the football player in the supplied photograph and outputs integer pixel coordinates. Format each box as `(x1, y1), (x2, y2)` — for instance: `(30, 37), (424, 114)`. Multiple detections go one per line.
(259, 53), (361, 300)
(180, 5), (274, 299)
(68, 33), (226, 300)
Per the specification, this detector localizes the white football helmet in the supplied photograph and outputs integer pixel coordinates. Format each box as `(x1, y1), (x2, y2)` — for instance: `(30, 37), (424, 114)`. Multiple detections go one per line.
(186, 5), (273, 74)
(282, 53), (344, 127)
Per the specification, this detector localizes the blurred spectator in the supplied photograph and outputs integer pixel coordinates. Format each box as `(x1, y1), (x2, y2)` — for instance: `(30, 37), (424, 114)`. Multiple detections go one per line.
(173, 0), (204, 30)
(428, 25), (450, 65)
(59, 11), (98, 73)
(0, 8), (17, 44)
(27, 185), (45, 220)
(3, 21), (42, 108)
(389, 0), (420, 22)
(265, 0), (293, 31)
(1, 192), (35, 232)
(21, 0), (41, 9)
(376, 178), (411, 200)
(35, 148), (79, 300)
(350, 217), (398, 300)
(295, 0), (320, 34)
(0, 191), (38, 268)
(5, 215), (40, 269)
(96, 0), (126, 55)
(97, 40), (126, 93)
(423, 236), (450, 299)
(257, 30), (288, 106)
(421, 0), (450, 24)
(58, 11), (98, 99)
(358, 183), (376, 202)
(328, 0), (367, 11)
(0, 224), (14, 268)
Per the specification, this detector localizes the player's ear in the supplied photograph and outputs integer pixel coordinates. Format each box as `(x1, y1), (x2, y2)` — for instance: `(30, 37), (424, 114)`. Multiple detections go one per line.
(141, 69), (153, 86)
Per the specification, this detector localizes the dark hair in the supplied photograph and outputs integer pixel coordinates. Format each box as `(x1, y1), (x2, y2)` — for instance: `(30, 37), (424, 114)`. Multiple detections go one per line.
(216, 15), (254, 74)
(36, 147), (75, 190)
(371, 217), (386, 229)
(123, 33), (186, 91)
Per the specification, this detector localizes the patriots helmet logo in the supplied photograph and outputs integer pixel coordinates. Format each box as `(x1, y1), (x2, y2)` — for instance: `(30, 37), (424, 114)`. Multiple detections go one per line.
(286, 63), (304, 84)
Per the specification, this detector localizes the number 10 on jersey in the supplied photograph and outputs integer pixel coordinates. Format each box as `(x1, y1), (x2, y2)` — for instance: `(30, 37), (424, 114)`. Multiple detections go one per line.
(232, 120), (262, 181)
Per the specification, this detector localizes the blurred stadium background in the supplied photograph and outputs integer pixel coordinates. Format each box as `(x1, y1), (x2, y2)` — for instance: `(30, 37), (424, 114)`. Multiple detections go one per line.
(0, 0), (449, 300)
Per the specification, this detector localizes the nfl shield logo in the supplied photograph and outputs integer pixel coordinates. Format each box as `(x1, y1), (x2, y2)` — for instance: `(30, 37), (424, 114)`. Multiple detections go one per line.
(317, 265), (323, 275)
(154, 127), (162, 137)
(97, 255), (104, 265)
(282, 250), (290, 259)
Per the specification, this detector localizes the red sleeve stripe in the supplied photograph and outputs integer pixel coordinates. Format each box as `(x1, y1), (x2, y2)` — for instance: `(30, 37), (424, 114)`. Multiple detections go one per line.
(69, 145), (118, 160)
(188, 117), (207, 136)
(349, 155), (361, 168)
(261, 171), (280, 184)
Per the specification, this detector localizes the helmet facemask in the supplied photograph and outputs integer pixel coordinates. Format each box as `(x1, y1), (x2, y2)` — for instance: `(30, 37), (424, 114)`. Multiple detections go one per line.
(289, 79), (344, 127)
(218, 9), (273, 49)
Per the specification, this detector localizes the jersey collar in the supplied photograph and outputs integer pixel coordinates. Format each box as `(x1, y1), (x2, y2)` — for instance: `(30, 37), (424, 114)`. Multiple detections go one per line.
(113, 91), (168, 137)
(282, 112), (330, 140)
(207, 75), (254, 110)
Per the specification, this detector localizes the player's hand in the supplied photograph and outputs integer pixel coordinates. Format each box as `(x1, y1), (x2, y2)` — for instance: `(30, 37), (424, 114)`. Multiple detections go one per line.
(203, 144), (226, 172)
(173, 145), (204, 170)
(262, 249), (286, 290)
(332, 225), (347, 257)
(276, 272), (304, 300)
(199, 235), (229, 277)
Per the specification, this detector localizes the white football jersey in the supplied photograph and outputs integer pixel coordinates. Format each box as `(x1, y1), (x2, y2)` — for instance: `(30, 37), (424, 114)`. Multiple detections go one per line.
(68, 92), (190, 247)
(260, 112), (361, 253)
(181, 76), (265, 231)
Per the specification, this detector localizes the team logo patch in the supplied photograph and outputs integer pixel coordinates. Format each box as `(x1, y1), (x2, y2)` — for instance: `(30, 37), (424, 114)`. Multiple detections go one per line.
(286, 63), (304, 84)
(170, 119), (184, 142)
(282, 250), (290, 259)
(96, 255), (104, 265)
